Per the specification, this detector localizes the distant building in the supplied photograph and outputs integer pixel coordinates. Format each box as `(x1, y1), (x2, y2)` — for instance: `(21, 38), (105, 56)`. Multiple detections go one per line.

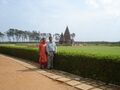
(64, 26), (71, 44)
(59, 26), (72, 44)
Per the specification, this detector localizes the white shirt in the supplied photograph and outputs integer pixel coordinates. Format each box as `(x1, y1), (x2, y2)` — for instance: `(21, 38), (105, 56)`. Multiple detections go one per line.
(46, 41), (57, 54)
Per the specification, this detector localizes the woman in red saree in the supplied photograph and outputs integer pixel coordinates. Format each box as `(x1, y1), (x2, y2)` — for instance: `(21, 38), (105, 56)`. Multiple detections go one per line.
(39, 38), (47, 69)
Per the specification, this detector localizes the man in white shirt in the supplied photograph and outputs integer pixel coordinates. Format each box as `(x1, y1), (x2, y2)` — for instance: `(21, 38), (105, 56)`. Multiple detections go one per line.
(46, 36), (57, 69)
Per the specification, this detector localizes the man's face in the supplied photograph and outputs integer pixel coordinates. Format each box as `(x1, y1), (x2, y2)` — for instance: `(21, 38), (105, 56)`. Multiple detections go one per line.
(49, 37), (52, 42)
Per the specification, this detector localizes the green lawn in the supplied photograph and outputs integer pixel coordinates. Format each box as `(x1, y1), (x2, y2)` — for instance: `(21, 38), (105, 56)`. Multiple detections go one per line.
(1, 44), (120, 60)
(58, 46), (120, 60)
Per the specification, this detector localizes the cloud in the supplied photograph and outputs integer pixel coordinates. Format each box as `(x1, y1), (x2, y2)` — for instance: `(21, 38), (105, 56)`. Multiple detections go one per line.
(86, 0), (99, 8)
(86, 0), (120, 17)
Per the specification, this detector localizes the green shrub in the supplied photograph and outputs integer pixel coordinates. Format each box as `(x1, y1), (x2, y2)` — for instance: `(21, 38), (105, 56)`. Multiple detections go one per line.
(0, 46), (38, 62)
(0, 45), (120, 85)
(54, 53), (120, 85)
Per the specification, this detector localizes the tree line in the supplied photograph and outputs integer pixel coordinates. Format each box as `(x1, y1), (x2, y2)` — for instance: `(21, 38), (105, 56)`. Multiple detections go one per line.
(0, 27), (75, 44)
(0, 29), (42, 42)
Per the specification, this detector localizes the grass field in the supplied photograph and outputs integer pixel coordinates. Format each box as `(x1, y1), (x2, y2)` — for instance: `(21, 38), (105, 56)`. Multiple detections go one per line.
(1, 44), (120, 60)
(58, 46), (120, 60)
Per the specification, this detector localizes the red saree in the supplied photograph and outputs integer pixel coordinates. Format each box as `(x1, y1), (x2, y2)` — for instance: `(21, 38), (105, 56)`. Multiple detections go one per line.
(39, 42), (47, 68)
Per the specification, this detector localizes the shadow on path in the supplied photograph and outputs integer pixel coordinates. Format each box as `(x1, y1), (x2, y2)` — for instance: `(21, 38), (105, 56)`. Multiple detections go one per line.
(17, 68), (40, 72)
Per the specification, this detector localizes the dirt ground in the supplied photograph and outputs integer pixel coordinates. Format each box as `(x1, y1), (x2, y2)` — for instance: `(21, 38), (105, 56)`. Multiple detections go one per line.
(0, 54), (77, 90)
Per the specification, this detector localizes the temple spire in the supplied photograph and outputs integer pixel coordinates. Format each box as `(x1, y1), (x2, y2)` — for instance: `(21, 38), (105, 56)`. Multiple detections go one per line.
(64, 26), (71, 44)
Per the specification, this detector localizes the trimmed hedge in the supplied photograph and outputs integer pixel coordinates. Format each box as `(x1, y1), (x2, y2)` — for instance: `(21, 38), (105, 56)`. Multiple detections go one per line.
(0, 45), (120, 85)
(54, 52), (120, 85)
(0, 46), (39, 62)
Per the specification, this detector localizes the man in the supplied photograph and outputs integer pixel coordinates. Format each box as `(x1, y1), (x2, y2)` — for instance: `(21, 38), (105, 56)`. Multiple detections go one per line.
(46, 36), (57, 69)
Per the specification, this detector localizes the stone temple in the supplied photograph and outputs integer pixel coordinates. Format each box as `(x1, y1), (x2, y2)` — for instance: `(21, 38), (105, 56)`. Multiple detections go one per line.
(59, 26), (71, 44)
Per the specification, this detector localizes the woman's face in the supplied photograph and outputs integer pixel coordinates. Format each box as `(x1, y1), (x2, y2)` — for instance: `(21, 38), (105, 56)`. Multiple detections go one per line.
(42, 38), (46, 43)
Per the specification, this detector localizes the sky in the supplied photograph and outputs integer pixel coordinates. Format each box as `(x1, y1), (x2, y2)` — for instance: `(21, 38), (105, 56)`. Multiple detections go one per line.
(0, 0), (120, 41)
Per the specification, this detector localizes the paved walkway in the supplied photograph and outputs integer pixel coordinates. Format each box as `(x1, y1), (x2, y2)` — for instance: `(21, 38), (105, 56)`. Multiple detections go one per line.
(0, 54), (120, 90)
(0, 54), (77, 90)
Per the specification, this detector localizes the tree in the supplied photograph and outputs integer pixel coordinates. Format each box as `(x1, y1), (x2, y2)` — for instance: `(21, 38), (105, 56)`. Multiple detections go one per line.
(22, 31), (28, 42)
(53, 33), (60, 42)
(70, 33), (75, 45)
(27, 31), (40, 42)
(14, 29), (22, 42)
(59, 33), (64, 44)
(6, 28), (15, 42)
(19, 30), (25, 42)
(0, 32), (4, 42)
(33, 31), (40, 42)
(71, 33), (75, 39)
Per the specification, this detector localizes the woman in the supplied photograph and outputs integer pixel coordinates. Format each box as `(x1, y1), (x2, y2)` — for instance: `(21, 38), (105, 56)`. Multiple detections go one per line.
(39, 38), (47, 69)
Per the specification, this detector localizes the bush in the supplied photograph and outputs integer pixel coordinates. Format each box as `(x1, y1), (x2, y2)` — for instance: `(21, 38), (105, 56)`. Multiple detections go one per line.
(54, 53), (120, 85)
(0, 46), (38, 62)
(0, 45), (120, 85)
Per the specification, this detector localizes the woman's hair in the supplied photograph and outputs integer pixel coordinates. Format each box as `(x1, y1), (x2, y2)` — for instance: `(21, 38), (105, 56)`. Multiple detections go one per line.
(40, 38), (46, 42)
(42, 38), (45, 40)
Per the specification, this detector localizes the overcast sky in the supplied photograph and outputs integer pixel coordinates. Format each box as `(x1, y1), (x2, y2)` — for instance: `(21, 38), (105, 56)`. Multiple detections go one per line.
(0, 0), (120, 41)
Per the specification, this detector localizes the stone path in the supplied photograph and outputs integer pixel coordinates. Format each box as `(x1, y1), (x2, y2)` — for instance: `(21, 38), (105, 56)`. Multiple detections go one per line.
(0, 54), (120, 90)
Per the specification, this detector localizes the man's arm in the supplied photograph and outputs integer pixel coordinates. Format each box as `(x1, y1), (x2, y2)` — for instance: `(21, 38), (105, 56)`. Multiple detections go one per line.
(46, 43), (49, 55)
(54, 42), (57, 53)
